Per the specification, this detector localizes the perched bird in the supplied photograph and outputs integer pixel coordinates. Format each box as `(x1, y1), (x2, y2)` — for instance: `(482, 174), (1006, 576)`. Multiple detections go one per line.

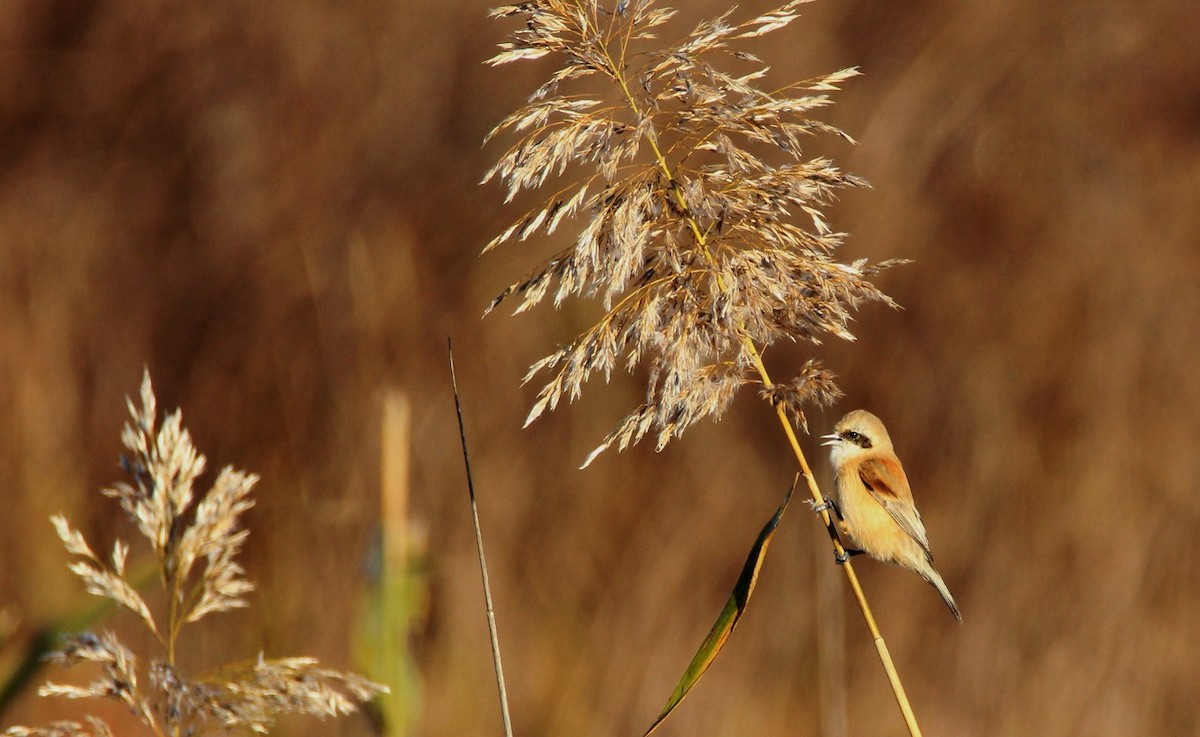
(821, 409), (961, 622)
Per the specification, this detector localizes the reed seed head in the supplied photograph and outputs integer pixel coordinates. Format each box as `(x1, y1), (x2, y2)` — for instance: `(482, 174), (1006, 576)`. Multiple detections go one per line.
(484, 1), (905, 464)
(5, 371), (386, 737)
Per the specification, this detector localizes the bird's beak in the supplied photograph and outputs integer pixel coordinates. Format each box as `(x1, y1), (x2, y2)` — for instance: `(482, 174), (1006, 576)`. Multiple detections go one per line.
(821, 432), (840, 447)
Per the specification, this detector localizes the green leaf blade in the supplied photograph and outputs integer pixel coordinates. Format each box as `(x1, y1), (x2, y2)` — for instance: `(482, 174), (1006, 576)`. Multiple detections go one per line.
(643, 478), (797, 737)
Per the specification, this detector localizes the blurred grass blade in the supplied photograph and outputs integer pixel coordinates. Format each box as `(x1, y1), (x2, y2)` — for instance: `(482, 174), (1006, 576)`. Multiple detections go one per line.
(643, 476), (797, 737)
(353, 388), (426, 735)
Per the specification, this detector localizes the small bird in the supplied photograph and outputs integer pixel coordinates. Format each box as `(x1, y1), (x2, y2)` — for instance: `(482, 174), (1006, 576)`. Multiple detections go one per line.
(821, 409), (962, 622)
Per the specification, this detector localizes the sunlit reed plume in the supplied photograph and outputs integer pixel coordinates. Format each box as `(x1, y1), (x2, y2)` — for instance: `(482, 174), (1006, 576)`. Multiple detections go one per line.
(5, 371), (385, 737)
(483, 0), (904, 465)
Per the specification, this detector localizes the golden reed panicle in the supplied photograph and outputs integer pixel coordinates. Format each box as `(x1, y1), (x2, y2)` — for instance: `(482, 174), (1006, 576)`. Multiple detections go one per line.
(484, 0), (905, 465)
(5, 372), (385, 737)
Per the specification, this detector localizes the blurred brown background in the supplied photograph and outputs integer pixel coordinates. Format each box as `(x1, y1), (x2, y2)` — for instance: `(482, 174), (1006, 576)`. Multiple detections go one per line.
(2, 1), (1198, 735)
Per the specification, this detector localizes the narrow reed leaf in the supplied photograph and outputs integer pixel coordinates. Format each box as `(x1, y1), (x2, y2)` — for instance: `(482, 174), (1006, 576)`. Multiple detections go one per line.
(642, 477), (796, 737)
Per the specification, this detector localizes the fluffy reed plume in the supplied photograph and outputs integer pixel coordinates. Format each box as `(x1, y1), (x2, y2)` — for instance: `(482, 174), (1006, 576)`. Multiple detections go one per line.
(484, 0), (904, 465)
(5, 371), (385, 737)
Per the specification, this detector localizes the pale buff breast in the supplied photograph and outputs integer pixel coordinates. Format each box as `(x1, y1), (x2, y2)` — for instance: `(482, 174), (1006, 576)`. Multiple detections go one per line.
(835, 467), (927, 569)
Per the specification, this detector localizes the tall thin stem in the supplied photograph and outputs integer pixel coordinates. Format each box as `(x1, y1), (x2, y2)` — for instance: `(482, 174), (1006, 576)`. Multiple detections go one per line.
(449, 340), (515, 737)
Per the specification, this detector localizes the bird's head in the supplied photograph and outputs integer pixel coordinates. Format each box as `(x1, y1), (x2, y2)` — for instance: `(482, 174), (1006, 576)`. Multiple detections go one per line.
(821, 409), (894, 466)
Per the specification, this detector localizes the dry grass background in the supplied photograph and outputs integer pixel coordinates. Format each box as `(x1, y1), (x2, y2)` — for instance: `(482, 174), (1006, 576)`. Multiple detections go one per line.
(1, 1), (1198, 736)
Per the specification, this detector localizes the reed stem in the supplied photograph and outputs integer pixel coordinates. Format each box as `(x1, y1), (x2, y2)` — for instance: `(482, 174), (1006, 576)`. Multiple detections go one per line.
(449, 340), (515, 737)
(748, 343), (923, 737)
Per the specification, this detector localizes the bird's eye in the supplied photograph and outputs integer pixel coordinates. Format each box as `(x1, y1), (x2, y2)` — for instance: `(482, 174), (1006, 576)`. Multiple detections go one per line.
(844, 430), (860, 441)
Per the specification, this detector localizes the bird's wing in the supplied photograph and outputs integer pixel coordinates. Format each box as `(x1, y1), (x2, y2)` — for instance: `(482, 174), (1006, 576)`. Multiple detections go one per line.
(858, 455), (933, 559)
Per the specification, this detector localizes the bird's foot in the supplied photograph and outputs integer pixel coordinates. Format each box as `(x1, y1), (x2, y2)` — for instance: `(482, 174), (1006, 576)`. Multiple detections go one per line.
(834, 549), (865, 565)
(808, 496), (843, 519)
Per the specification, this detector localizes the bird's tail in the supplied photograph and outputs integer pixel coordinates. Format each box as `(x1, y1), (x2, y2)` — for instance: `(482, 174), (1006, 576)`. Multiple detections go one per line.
(923, 566), (962, 623)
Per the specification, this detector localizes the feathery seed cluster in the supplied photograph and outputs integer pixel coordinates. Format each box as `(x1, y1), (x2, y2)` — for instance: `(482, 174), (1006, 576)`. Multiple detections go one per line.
(485, 0), (902, 463)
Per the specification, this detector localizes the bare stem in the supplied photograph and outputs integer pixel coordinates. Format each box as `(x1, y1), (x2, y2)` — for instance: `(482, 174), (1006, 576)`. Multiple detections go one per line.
(449, 339), (515, 737)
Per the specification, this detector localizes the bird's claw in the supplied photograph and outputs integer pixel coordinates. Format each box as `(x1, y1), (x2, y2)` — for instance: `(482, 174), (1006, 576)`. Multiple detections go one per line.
(808, 496), (842, 519)
(834, 549), (864, 565)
